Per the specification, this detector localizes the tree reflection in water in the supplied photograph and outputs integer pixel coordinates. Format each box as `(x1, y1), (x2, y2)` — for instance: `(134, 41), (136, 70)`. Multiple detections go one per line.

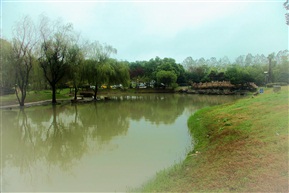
(45, 105), (88, 171)
(0, 94), (239, 192)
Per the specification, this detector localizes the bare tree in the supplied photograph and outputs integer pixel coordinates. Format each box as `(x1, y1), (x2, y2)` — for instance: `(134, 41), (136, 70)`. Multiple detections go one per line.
(182, 56), (196, 71)
(12, 15), (37, 106)
(284, 0), (289, 25)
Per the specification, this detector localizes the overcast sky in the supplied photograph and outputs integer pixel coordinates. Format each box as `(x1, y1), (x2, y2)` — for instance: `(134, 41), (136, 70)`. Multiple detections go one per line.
(1, 0), (288, 63)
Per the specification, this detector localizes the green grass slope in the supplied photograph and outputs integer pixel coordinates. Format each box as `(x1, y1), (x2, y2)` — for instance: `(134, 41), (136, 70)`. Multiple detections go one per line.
(136, 86), (288, 192)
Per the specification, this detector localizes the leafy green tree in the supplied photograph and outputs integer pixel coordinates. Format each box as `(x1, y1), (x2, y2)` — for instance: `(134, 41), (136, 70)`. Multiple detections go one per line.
(225, 65), (254, 85)
(143, 57), (161, 81)
(108, 59), (130, 87)
(157, 58), (177, 73)
(67, 44), (85, 101)
(176, 64), (187, 84)
(273, 54), (289, 83)
(156, 57), (186, 84)
(247, 64), (267, 86)
(38, 15), (74, 104)
(29, 58), (46, 90)
(0, 39), (14, 92)
(85, 41), (117, 99)
(140, 57), (186, 85)
(156, 70), (177, 87)
(187, 65), (209, 83)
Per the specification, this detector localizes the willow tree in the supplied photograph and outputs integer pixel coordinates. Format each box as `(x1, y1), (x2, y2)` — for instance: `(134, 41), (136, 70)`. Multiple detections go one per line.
(12, 15), (38, 106)
(85, 41), (117, 99)
(67, 44), (84, 101)
(108, 59), (130, 87)
(38, 15), (74, 104)
(0, 39), (14, 93)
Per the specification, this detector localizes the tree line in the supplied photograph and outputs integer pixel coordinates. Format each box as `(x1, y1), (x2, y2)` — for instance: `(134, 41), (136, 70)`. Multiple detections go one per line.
(1, 15), (130, 106)
(1, 15), (288, 106)
(129, 51), (289, 88)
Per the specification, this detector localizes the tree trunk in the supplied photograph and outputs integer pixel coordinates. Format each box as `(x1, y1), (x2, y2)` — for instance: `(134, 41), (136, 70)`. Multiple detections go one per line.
(52, 84), (57, 104)
(21, 89), (26, 107)
(15, 86), (25, 107)
(74, 86), (78, 101)
(15, 87), (21, 106)
(20, 95), (25, 106)
(93, 84), (98, 100)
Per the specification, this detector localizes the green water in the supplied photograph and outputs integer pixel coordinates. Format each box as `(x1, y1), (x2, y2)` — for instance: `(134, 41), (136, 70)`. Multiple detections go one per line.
(0, 94), (238, 192)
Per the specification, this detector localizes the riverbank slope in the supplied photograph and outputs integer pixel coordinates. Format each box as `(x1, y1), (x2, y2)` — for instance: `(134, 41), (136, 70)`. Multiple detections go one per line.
(136, 86), (288, 192)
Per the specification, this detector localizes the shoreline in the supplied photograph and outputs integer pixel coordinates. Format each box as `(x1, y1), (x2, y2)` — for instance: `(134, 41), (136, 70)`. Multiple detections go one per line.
(0, 99), (71, 109)
(135, 86), (288, 192)
(0, 89), (174, 109)
(0, 87), (255, 110)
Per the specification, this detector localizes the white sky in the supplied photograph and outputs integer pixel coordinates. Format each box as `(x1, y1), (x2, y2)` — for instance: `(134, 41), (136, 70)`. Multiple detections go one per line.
(1, 0), (288, 63)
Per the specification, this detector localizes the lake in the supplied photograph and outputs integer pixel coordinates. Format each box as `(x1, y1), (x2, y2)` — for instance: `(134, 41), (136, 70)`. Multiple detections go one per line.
(1, 94), (239, 192)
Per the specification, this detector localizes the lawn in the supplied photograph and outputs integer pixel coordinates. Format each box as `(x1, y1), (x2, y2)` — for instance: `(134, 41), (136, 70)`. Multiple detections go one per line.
(0, 89), (71, 106)
(136, 86), (288, 192)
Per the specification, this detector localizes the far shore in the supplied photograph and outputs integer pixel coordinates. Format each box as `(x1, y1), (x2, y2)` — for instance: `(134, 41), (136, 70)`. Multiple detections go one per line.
(0, 86), (260, 109)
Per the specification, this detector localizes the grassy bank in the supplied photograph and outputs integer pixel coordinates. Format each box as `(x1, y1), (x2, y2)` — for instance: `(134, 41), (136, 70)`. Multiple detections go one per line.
(0, 89), (71, 106)
(0, 88), (130, 106)
(136, 86), (288, 192)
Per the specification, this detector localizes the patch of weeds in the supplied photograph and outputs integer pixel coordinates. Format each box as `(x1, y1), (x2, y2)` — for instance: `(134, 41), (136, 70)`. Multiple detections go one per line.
(224, 122), (232, 126)
(219, 127), (224, 132)
(219, 118), (232, 126)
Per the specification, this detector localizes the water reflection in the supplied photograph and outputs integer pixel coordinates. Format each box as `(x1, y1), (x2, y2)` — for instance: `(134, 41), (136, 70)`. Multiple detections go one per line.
(1, 94), (239, 192)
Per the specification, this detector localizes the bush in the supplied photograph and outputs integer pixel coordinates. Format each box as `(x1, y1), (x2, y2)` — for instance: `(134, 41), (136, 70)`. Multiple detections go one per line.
(171, 83), (179, 89)
(0, 87), (15, 96)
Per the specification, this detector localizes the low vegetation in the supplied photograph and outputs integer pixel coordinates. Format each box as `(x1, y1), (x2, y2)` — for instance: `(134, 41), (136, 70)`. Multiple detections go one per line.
(136, 86), (288, 192)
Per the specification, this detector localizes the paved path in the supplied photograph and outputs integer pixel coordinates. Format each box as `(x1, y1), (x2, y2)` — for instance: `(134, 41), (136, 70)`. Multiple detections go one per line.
(0, 99), (70, 109)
